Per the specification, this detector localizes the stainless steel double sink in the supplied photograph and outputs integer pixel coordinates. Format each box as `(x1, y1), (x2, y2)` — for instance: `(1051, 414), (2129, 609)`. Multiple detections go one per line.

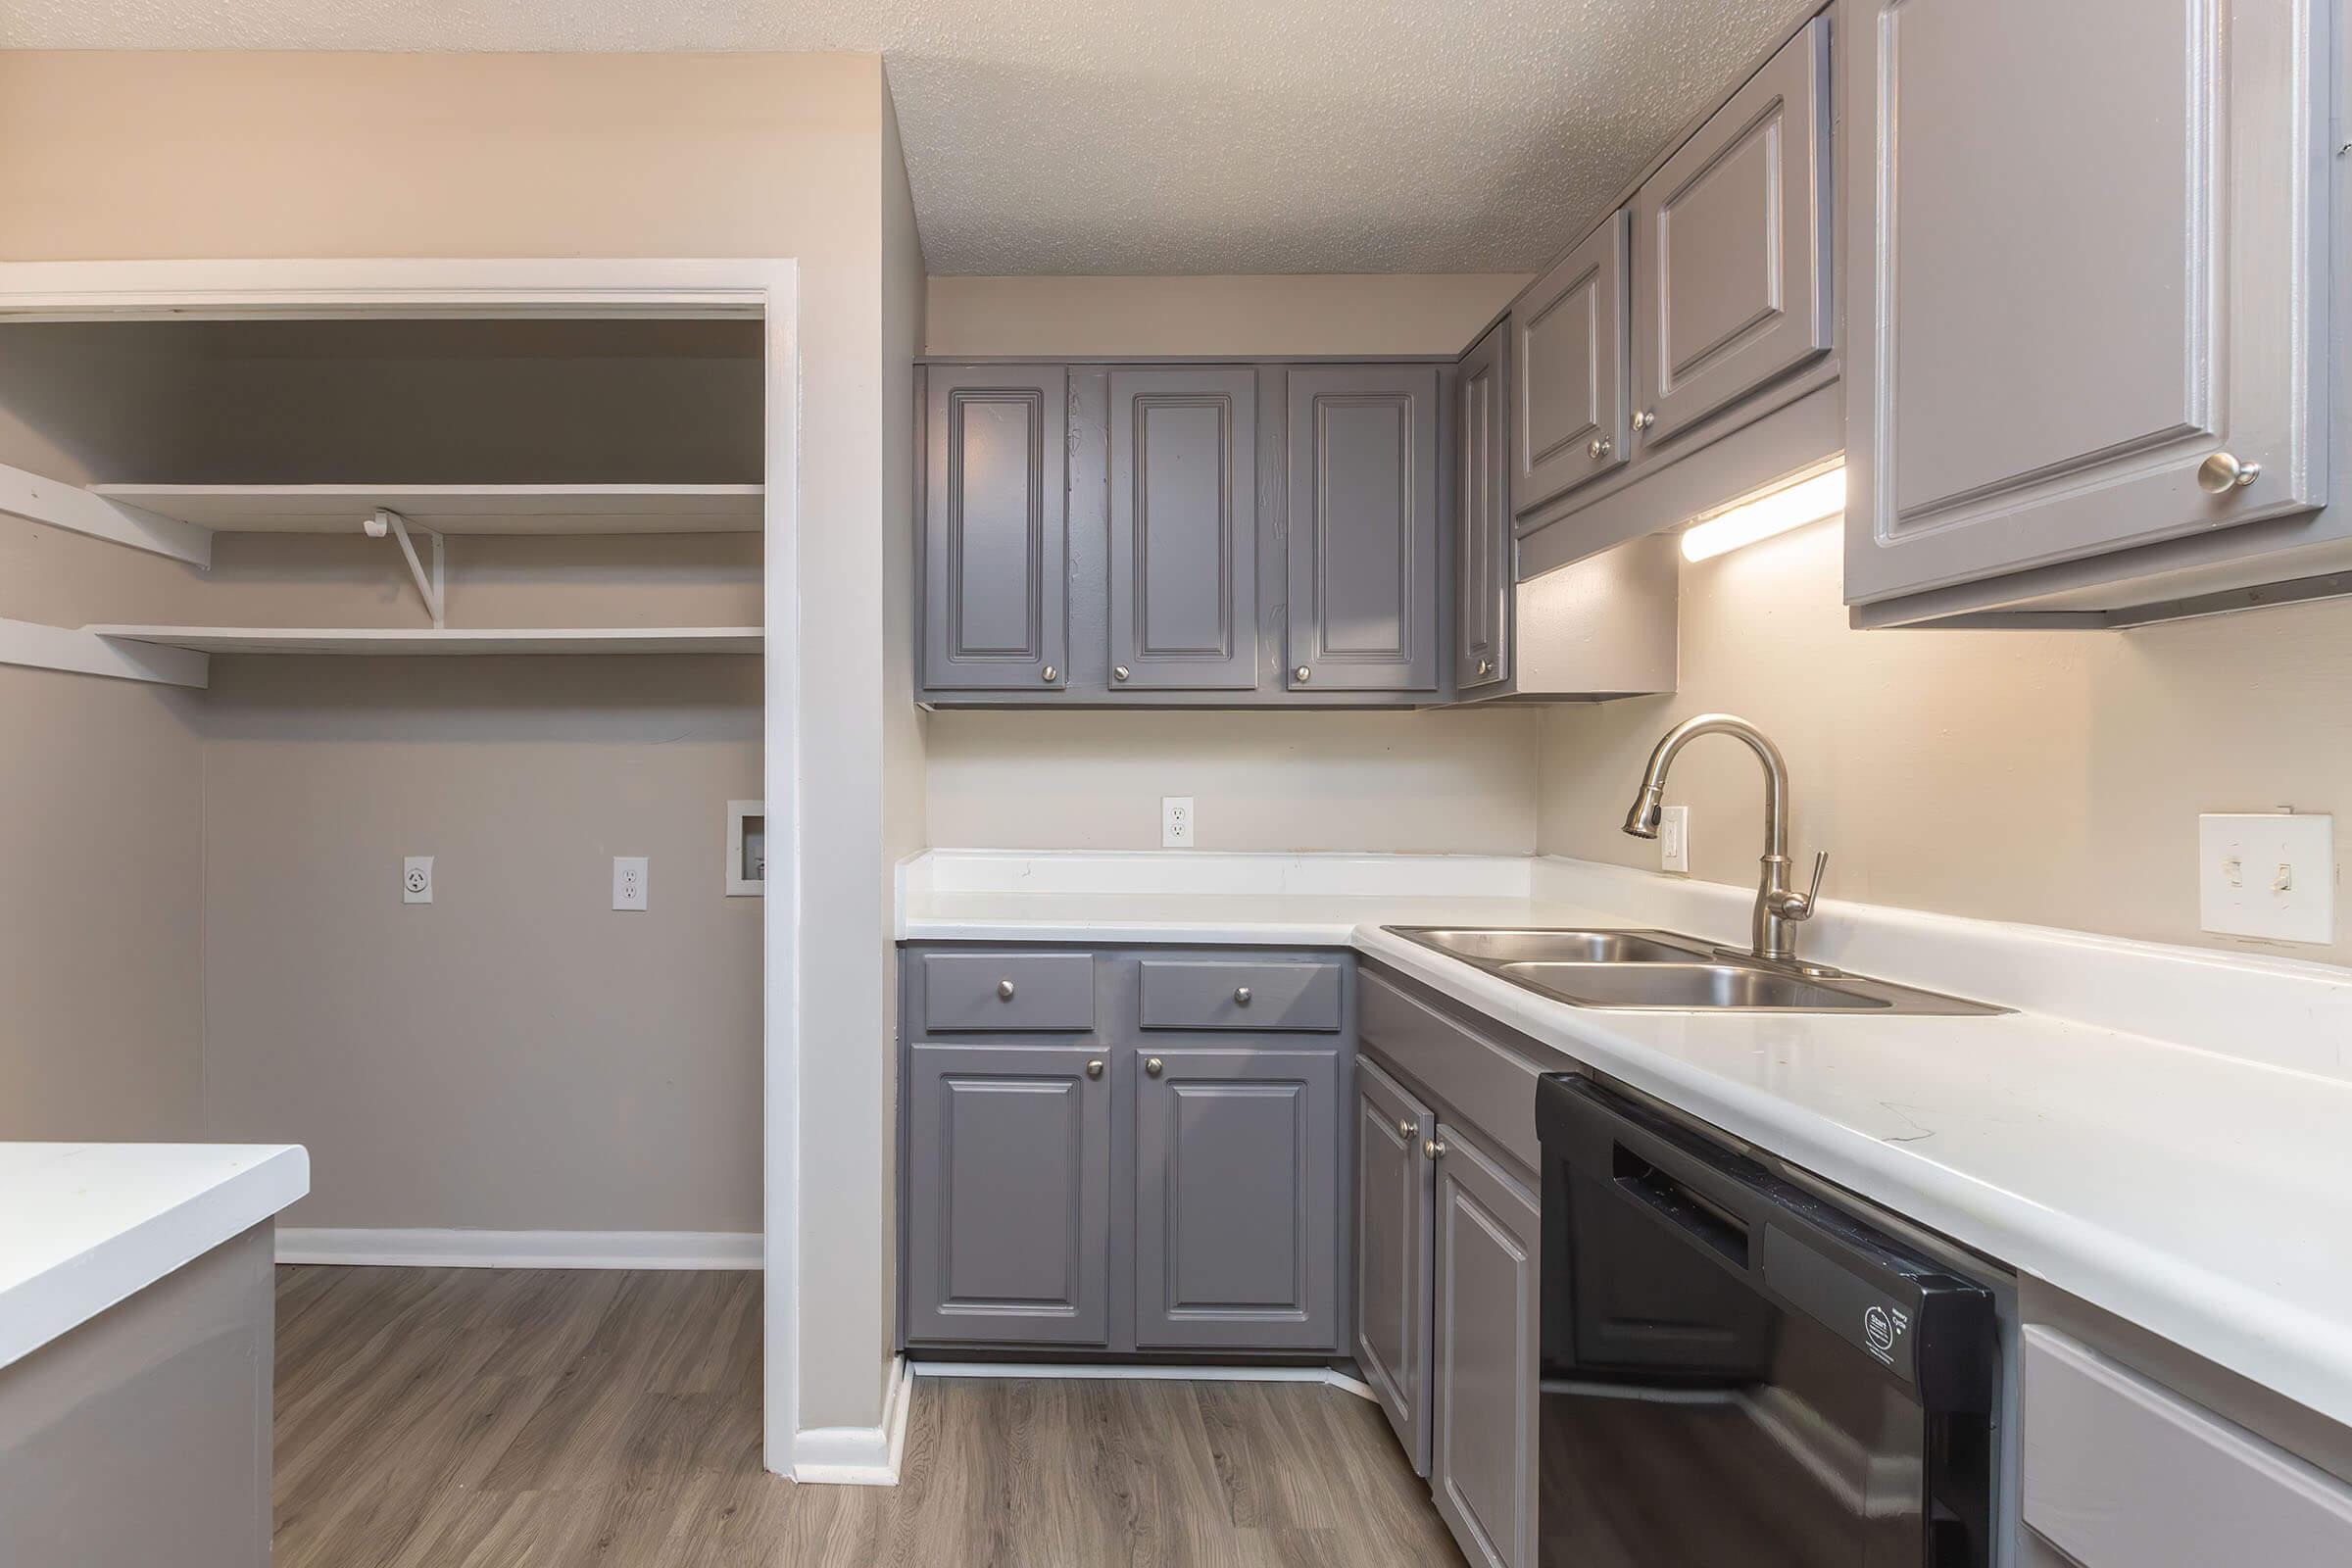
(1385, 927), (2005, 1015)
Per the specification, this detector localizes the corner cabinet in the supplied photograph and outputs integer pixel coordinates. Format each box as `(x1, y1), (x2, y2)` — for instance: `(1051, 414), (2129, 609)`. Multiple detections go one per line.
(1844, 0), (2336, 623)
(920, 366), (1069, 692)
(1284, 366), (1442, 694)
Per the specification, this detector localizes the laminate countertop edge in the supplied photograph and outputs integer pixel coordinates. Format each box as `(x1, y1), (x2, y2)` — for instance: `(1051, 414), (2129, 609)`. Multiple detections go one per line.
(0, 1142), (311, 1371)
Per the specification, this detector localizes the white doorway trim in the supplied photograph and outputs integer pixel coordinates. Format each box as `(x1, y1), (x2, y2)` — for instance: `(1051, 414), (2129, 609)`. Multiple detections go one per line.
(0, 257), (808, 1479)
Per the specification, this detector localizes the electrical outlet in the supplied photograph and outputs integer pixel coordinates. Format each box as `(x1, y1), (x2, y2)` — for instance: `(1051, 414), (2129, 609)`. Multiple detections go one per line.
(1162, 796), (1196, 849)
(2199, 812), (2333, 944)
(612, 856), (650, 911)
(403, 857), (433, 905)
(1659, 807), (1690, 874)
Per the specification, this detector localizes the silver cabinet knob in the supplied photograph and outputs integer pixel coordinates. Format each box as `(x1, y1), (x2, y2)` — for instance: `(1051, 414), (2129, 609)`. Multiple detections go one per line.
(997, 979), (1016, 1001)
(1294, 665), (1311, 683)
(1423, 1138), (1447, 1161)
(1041, 664), (1058, 683)
(1396, 1117), (1416, 1140)
(1476, 658), (1492, 677)
(1589, 437), (1613, 460)
(1234, 986), (1252, 1005)
(1085, 1058), (1103, 1079)
(1145, 1055), (1165, 1077)
(2197, 452), (2262, 493)
(1634, 409), (1658, 431)
(1113, 664), (1130, 682)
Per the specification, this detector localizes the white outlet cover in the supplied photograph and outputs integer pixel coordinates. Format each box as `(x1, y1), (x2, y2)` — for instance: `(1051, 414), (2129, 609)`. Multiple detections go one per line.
(612, 855), (650, 911)
(403, 856), (433, 905)
(1659, 806), (1690, 874)
(2198, 813), (2333, 944)
(1162, 796), (1196, 850)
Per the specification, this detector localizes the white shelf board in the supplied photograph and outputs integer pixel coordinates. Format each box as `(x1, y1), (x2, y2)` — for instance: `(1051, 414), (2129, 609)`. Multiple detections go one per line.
(84, 483), (763, 534)
(84, 624), (761, 657)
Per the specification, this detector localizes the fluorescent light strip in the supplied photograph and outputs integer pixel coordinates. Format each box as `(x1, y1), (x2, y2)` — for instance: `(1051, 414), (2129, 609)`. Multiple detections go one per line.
(1680, 464), (1846, 562)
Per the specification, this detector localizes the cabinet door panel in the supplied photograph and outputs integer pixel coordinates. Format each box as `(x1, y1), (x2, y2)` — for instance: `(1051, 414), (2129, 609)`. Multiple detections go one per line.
(905, 1043), (1109, 1345)
(1108, 368), (1260, 691)
(1431, 1127), (1540, 1568)
(1134, 1048), (1340, 1349)
(1454, 324), (1511, 690)
(1631, 17), (1832, 448)
(1355, 1057), (1435, 1476)
(922, 366), (1068, 690)
(1512, 212), (1630, 516)
(1844, 0), (2327, 604)
(1284, 366), (1441, 692)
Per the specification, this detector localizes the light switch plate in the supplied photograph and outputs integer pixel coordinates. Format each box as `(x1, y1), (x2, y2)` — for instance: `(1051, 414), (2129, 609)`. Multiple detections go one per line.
(2199, 813), (2333, 944)
(1162, 796), (1195, 849)
(1659, 806), (1690, 874)
(403, 856), (433, 905)
(612, 856), (650, 911)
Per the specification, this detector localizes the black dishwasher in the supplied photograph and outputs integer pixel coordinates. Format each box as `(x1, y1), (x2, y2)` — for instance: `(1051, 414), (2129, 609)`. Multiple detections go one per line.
(1536, 1074), (1998, 1568)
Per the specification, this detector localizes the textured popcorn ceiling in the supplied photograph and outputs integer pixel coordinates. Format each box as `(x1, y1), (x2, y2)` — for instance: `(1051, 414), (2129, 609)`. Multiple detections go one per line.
(0, 0), (1809, 274)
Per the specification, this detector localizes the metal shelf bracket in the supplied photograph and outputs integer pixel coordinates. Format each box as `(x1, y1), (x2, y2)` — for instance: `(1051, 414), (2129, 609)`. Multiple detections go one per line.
(367, 507), (445, 627)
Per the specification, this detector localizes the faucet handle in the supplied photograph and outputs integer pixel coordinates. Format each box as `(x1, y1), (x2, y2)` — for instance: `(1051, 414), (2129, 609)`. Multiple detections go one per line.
(1773, 851), (1830, 921)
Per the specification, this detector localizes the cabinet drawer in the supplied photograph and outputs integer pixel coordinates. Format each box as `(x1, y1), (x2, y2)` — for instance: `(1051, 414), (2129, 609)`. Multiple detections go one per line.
(919, 952), (1095, 1032)
(1138, 958), (1344, 1032)
(2023, 1326), (2352, 1565)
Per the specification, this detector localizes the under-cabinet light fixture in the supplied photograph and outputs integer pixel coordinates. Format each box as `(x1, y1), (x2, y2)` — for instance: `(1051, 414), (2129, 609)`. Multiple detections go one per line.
(1679, 463), (1846, 563)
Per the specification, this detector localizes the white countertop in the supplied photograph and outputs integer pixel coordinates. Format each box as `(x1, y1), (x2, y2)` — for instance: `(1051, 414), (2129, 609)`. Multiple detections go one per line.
(901, 850), (2352, 1434)
(0, 1142), (310, 1371)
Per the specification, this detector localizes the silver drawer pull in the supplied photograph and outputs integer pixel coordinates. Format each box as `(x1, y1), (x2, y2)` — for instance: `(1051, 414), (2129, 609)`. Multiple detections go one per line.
(1424, 1138), (1447, 1161)
(1146, 1056), (1165, 1077)
(1397, 1117), (1415, 1140)
(997, 979), (1016, 1001)
(1085, 1058), (1104, 1079)
(1234, 986), (1252, 1004)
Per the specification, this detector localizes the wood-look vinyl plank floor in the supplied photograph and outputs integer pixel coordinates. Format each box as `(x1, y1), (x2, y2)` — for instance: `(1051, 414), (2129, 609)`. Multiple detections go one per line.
(274, 1266), (1464, 1568)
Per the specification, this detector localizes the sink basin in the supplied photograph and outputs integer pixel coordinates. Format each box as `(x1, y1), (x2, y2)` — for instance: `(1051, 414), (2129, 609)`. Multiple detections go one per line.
(1497, 961), (1890, 1011)
(1388, 928), (1710, 964)
(1381, 925), (2007, 1015)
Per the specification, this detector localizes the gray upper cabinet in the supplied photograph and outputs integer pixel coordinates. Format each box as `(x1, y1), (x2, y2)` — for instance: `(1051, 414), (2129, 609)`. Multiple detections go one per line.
(1430, 1125), (1541, 1568)
(1132, 1046), (1341, 1349)
(1355, 1058), (1436, 1476)
(922, 365), (1069, 691)
(1454, 323), (1511, 692)
(1108, 368), (1260, 691)
(1630, 16), (1832, 451)
(1843, 0), (2328, 608)
(1512, 211), (1631, 516)
(904, 1042), (1110, 1345)
(1285, 365), (1442, 693)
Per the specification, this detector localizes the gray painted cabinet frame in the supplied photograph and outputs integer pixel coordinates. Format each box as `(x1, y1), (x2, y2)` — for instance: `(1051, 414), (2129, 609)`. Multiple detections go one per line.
(1453, 322), (1511, 693)
(1354, 1055), (1437, 1476)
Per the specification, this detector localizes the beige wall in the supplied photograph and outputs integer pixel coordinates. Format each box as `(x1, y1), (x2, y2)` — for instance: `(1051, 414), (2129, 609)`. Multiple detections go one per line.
(929, 709), (1541, 853)
(0, 50), (910, 1435)
(926, 272), (1525, 359)
(1538, 516), (2352, 967)
(921, 270), (1544, 856)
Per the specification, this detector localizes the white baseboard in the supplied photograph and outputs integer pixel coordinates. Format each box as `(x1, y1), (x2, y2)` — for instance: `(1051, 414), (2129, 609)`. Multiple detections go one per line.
(275, 1227), (761, 1270)
(793, 1355), (913, 1486)
(907, 1358), (1380, 1404)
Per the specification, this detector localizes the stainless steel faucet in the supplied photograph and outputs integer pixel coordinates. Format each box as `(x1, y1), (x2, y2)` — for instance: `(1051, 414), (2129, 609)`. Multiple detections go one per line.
(1621, 713), (1829, 966)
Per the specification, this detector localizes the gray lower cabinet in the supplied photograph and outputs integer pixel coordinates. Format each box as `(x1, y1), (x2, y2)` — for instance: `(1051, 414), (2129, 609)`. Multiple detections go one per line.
(1842, 0), (2329, 612)
(904, 1041), (1112, 1346)
(1453, 322), (1510, 693)
(1430, 1122), (1542, 1568)
(1132, 1046), (1340, 1349)
(1284, 365), (1442, 693)
(921, 365), (1070, 693)
(1107, 367), (1260, 691)
(1629, 16), (1832, 453)
(1354, 1057), (1436, 1475)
